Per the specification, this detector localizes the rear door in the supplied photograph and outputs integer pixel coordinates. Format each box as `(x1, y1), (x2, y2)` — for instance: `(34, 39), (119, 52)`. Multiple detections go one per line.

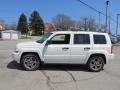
(70, 33), (92, 64)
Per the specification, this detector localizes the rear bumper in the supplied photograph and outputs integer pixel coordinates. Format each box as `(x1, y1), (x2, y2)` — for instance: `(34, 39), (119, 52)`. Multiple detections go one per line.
(12, 52), (20, 63)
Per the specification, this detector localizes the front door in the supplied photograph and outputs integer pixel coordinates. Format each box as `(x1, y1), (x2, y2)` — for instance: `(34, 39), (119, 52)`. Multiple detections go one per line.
(43, 34), (71, 63)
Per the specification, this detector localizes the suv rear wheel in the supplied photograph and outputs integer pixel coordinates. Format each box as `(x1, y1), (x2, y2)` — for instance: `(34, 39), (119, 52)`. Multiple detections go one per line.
(87, 56), (104, 72)
(21, 53), (40, 71)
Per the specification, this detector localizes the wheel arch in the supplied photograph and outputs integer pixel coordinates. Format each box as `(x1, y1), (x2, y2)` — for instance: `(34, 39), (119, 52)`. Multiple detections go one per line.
(20, 52), (41, 64)
(88, 53), (106, 64)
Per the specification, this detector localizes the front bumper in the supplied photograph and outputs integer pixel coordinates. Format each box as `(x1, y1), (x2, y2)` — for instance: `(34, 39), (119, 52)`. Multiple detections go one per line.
(12, 52), (20, 63)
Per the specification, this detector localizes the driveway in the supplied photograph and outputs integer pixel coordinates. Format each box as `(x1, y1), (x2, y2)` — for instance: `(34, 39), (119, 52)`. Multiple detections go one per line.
(0, 39), (120, 90)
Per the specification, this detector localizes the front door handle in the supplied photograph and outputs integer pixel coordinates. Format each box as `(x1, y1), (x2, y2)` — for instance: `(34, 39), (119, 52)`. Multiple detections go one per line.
(84, 47), (90, 50)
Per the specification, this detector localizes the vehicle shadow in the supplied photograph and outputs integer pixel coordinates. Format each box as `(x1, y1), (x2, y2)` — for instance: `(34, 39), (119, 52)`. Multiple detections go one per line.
(7, 61), (24, 71)
(7, 61), (89, 72)
(40, 64), (89, 72)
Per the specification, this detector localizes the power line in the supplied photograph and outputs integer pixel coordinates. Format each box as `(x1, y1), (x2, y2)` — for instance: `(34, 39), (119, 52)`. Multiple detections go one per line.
(77, 0), (104, 15)
(76, 0), (118, 25)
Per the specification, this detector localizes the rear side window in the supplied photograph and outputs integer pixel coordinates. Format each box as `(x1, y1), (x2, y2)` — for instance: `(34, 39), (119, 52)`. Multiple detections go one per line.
(93, 35), (107, 44)
(74, 34), (90, 44)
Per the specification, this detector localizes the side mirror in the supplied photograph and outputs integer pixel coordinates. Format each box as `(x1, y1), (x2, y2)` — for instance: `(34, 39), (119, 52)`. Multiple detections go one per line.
(45, 40), (52, 46)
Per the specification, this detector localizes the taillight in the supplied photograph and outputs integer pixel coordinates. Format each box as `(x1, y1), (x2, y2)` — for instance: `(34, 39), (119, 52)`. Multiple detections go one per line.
(111, 45), (113, 54)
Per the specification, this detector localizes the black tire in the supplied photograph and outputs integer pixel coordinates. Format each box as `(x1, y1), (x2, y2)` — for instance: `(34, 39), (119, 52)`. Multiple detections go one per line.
(21, 53), (40, 71)
(87, 56), (104, 72)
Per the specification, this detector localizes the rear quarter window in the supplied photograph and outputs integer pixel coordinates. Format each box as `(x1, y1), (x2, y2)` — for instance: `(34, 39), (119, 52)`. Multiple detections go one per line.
(93, 35), (107, 44)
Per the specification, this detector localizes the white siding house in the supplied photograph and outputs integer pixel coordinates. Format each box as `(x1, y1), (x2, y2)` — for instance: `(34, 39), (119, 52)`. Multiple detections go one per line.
(0, 30), (21, 40)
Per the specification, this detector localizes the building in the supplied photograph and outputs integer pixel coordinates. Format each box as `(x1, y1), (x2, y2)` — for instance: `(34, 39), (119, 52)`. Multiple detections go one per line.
(45, 23), (55, 33)
(0, 22), (5, 30)
(0, 30), (21, 40)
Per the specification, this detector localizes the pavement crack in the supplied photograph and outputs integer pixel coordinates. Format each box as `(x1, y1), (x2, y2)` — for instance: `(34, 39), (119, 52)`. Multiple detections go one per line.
(64, 69), (100, 83)
(65, 70), (78, 90)
(41, 71), (54, 90)
(76, 74), (99, 82)
(41, 70), (74, 84)
(66, 71), (76, 81)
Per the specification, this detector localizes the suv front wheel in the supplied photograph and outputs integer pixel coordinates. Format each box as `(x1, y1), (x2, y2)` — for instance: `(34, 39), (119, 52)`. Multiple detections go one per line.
(87, 56), (104, 72)
(21, 53), (40, 71)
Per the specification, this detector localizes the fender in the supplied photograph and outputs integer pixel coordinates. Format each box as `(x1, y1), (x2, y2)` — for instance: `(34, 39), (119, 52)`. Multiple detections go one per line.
(19, 47), (44, 63)
(84, 50), (108, 64)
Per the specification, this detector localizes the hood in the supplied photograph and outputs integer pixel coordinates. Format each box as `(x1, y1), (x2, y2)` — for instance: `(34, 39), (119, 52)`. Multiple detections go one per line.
(16, 41), (42, 48)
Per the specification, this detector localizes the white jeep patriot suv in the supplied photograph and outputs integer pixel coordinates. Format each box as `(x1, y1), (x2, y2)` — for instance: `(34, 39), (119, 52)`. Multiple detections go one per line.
(12, 31), (114, 72)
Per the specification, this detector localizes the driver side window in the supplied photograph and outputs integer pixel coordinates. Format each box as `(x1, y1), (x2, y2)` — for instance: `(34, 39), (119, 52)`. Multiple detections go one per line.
(50, 34), (70, 44)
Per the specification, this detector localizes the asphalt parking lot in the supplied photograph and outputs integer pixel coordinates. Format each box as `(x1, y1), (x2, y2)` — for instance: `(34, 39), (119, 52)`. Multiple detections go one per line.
(0, 38), (120, 90)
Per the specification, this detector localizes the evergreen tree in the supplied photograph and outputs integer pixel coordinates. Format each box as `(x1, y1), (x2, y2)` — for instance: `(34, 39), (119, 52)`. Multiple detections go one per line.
(17, 13), (28, 35)
(29, 10), (44, 35)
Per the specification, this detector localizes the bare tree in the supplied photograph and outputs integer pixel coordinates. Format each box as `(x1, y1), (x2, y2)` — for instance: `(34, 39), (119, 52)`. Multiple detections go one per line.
(88, 17), (98, 31)
(5, 23), (17, 30)
(100, 24), (106, 32)
(52, 14), (102, 32)
(52, 14), (73, 30)
(71, 20), (81, 28)
(81, 17), (89, 31)
(78, 16), (98, 31)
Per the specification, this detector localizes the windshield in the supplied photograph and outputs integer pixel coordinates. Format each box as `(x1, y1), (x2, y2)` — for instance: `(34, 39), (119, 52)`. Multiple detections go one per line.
(37, 33), (53, 43)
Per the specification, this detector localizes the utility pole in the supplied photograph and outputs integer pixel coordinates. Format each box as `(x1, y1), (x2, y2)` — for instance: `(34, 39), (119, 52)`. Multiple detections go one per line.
(105, 0), (109, 33)
(98, 12), (101, 31)
(84, 18), (87, 31)
(108, 13), (111, 34)
(116, 14), (120, 36)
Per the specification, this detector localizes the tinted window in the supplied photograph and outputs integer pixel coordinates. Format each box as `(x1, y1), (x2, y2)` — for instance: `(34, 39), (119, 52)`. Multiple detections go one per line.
(94, 35), (106, 44)
(37, 33), (53, 43)
(74, 34), (90, 44)
(51, 34), (70, 44)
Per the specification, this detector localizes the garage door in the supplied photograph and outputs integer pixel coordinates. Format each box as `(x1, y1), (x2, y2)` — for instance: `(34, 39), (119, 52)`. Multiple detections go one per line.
(2, 32), (11, 39)
(12, 32), (18, 39)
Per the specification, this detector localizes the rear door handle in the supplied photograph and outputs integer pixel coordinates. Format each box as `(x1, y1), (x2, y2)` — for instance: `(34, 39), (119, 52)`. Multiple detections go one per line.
(62, 47), (69, 50)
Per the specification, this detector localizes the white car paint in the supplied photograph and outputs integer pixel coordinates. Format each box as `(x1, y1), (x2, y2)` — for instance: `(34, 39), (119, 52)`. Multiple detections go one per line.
(12, 31), (114, 65)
